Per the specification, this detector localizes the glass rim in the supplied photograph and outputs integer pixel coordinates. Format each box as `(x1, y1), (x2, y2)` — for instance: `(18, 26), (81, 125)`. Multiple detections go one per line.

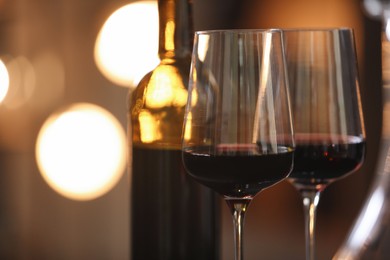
(195, 27), (353, 36)
(194, 28), (283, 36)
(281, 27), (353, 33)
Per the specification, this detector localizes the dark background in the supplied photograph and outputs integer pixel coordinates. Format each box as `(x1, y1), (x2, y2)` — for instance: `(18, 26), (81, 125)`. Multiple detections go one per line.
(0, 0), (383, 259)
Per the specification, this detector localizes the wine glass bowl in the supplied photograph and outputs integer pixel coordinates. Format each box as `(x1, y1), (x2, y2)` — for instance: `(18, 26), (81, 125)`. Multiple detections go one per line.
(183, 143), (294, 198)
(182, 29), (294, 260)
(290, 133), (365, 191)
(283, 28), (366, 260)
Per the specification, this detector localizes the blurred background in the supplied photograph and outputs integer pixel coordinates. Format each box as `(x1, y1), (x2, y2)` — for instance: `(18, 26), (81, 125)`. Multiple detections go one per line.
(0, 0), (383, 259)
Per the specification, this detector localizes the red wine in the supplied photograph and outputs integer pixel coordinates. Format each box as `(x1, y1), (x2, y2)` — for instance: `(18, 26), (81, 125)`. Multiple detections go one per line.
(131, 146), (220, 260)
(289, 134), (366, 188)
(182, 144), (294, 197)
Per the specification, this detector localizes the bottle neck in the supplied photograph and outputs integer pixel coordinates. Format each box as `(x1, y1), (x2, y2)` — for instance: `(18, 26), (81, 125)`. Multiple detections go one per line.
(158, 0), (193, 61)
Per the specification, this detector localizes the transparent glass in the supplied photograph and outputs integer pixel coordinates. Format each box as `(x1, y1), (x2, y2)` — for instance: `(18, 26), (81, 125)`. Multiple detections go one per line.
(283, 28), (367, 260)
(333, 29), (390, 260)
(182, 29), (295, 260)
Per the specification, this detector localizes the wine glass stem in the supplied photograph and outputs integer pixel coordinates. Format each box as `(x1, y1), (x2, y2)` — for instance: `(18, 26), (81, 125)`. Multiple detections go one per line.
(226, 199), (251, 260)
(301, 190), (321, 260)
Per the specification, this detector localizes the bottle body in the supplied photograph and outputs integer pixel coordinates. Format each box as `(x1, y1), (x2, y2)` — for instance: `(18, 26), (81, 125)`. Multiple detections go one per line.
(131, 145), (219, 259)
(129, 60), (220, 260)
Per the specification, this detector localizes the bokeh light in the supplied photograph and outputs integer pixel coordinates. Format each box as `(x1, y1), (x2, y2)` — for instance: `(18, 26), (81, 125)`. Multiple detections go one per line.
(94, 1), (159, 88)
(1, 52), (64, 110)
(0, 58), (10, 103)
(36, 103), (127, 201)
(362, 0), (384, 19)
(3, 55), (36, 109)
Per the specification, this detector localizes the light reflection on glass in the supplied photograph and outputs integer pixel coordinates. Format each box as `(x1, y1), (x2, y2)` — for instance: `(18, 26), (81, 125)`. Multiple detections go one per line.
(145, 65), (187, 108)
(386, 18), (390, 41)
(197, 34), (209, 62)
(139, 110), (161, 143)
(255, 32), (278, 151)
(0, 59), (9, 103)
(165, 20), (175, 52)
(183, 111), (192, 141)
(348, 187), (385, 248)
(36, 103), (127, 201)
(94, 1), (159, 88)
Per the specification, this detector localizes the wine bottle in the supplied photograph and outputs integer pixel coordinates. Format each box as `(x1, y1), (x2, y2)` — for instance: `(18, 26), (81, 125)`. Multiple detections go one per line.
(128, 0), (220, 259)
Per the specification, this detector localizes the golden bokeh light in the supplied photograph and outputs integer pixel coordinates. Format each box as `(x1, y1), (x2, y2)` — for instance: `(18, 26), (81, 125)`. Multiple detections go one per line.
(36, 103), (127, 201)
(0, 59), (10, 103)
(94, 1), (159, 88)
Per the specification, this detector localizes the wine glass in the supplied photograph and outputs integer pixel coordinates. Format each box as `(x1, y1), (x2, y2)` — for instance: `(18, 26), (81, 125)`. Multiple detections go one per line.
(283, 28), (366, 260)
(182, 29), (294, 260)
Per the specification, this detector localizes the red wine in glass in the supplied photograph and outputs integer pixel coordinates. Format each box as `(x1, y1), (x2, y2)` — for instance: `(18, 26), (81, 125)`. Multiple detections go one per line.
(289, 133), (366, 190)
(183, 144), (294, 197)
